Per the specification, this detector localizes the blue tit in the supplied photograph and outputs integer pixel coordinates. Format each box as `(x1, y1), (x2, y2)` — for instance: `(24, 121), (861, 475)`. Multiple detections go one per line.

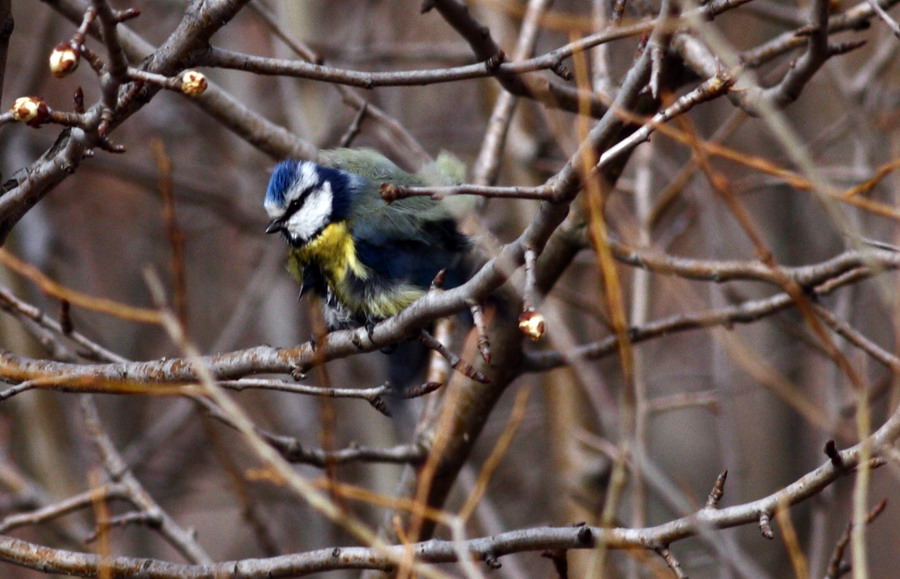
(264, 148), (471, 332)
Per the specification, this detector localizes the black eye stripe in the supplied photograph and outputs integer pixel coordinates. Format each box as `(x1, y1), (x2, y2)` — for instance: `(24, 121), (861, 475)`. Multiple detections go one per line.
(286, 197), (304, 215)
(285, 177), (327, 217)
(285, 188), (314, 216)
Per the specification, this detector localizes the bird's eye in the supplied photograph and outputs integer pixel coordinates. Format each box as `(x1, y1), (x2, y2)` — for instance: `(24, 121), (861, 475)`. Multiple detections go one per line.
(285, 196), (304, 216)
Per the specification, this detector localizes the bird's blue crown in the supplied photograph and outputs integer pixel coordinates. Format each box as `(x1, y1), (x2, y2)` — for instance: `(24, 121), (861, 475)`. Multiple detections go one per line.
(264, 160), (300, 208)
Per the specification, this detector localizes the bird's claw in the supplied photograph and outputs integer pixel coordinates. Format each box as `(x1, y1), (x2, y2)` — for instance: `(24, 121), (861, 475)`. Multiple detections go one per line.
(290, 365), (308, 381)
(365, 319), (378, 344)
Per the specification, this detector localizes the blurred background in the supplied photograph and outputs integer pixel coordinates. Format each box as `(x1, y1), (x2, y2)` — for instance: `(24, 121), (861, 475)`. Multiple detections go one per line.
(0, 1), (899, 577)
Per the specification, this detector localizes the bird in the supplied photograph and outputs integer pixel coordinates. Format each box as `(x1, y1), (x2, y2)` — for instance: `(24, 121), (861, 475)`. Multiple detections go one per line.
(263, 148), (472, 334)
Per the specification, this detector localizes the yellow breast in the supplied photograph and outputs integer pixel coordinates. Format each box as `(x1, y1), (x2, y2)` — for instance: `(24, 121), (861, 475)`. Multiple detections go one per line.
(289, 222), (426, 320)
(291, 222), (368, 284)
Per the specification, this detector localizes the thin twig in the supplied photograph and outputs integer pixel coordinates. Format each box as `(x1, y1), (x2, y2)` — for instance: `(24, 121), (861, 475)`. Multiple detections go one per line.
(419, 329), (490, 384)
(705, 470), (728, 509)
(655, 546), (688, 579)
(0, 427), (892, 577)
(825, 499), (888, 579)
(79, 395), (213, 563)
(866, 0), (900, 37)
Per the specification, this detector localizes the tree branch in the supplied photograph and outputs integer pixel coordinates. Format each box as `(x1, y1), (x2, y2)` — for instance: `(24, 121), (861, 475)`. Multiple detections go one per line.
(0, 407), (894, 575)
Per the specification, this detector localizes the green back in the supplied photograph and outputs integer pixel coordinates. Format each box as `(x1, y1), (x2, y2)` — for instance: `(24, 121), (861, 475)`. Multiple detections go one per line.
(317, 148), (465, 240)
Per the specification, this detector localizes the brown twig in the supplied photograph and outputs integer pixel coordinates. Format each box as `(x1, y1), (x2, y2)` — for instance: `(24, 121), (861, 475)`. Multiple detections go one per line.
(79, 396), (212, 563)
(758, 511), (774, 540)
(865, 0), (900, 37)
(825, 499), (888, 579)
(0, 430), (890, 577)
(655, 546), (688, 579)
(338, 101), (368, 148)
(418, 329), (490, 384)
(706, 470), (728, 509)
(0, 248), (161, 323)
(468, 301), (492, 363)
(152, 140), (188, 329)
(458, 387), (530, 522)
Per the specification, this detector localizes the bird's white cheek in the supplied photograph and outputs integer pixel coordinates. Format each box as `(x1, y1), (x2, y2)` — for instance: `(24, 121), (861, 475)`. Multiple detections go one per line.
(285, 210), (327, 244)
(284, 185), (333, 243)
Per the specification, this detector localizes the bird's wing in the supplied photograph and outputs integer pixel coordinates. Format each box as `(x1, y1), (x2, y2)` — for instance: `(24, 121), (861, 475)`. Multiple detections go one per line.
(353, 223), (470, 290)
(351, 191), (470, 289)
(319, 148), (471, 286)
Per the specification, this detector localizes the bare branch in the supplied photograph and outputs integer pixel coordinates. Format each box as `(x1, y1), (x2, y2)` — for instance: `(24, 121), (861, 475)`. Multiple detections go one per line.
(866, 0), (900, 37)
(0, 410), (893, 576)
(0, 1), (897, 575)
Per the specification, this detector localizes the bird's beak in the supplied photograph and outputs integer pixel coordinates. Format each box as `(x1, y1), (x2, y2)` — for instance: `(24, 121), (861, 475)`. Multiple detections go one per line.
(265, 219), (284, 234)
